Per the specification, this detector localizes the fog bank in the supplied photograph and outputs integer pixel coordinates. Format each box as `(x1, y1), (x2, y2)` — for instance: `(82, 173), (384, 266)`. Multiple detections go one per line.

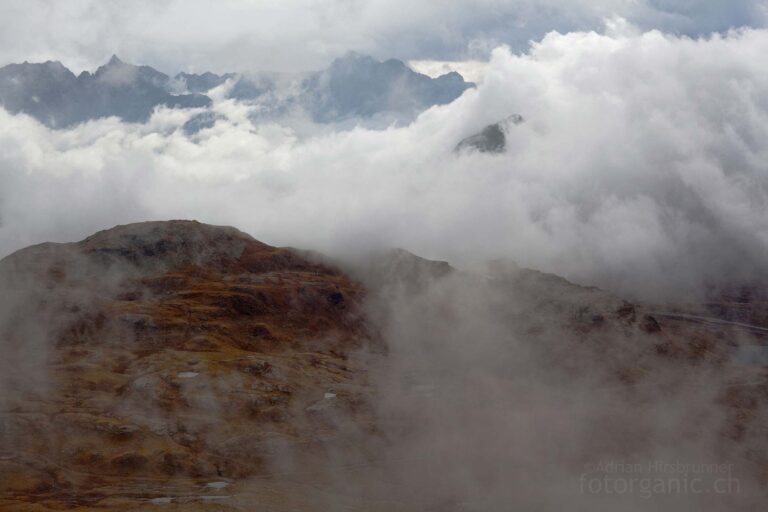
(2, 27), (768, 301)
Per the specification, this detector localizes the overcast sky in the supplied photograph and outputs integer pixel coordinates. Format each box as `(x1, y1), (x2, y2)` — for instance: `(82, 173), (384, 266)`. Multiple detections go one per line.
(1, 0), (767, 73)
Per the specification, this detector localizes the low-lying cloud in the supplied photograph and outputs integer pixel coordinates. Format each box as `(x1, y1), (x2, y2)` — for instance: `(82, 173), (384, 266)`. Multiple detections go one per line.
(2, 26), (768, 301)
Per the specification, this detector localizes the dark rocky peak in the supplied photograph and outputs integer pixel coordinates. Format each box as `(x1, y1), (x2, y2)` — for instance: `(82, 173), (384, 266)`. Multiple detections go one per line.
(455, 114), (524, 154)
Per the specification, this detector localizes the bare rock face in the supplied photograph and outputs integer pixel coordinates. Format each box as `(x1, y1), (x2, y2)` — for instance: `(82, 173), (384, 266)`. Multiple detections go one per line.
(0, 220), (376, 509)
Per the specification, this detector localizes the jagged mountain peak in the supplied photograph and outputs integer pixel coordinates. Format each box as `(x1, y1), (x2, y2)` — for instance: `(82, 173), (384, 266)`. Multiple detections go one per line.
(94, 54), (131, 75)
(107, 54), (123, 65)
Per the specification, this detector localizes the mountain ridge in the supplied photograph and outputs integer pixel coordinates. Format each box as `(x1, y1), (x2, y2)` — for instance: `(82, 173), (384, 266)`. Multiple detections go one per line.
(2, 220), (765, 510)
(0, 53), (474, 129)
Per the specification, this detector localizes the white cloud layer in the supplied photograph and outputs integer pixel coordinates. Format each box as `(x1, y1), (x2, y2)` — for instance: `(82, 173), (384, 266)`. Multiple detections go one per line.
(1, 27), (768, 301)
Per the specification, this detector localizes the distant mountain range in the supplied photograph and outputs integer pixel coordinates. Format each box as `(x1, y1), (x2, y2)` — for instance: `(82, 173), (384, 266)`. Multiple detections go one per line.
(0, 53), (474, 129)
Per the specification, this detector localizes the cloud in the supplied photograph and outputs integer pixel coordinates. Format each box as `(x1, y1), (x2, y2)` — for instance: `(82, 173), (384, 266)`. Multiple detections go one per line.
(0, 0), (767, 73)
(340, 265), (766, 509)
(1, 27), (768, 301)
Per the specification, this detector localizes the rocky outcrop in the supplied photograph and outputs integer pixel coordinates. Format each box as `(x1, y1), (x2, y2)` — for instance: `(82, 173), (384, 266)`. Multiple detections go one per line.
(455, 114), (524, 154)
